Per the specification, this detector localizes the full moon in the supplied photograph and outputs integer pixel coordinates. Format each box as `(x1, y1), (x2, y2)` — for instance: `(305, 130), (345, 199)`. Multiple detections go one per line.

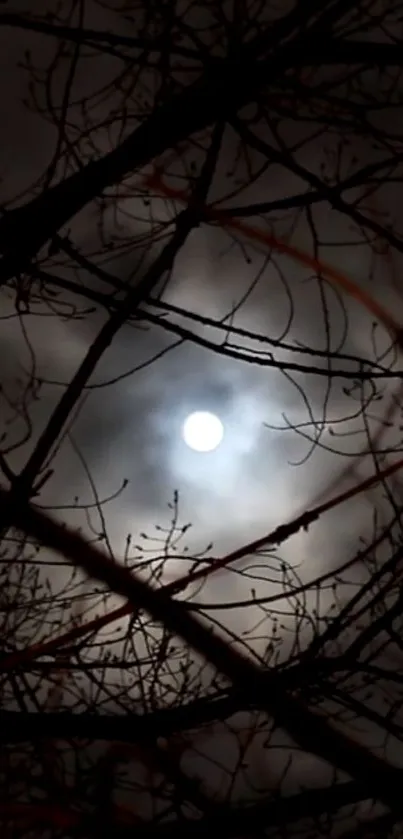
(182, 411), (224, 452)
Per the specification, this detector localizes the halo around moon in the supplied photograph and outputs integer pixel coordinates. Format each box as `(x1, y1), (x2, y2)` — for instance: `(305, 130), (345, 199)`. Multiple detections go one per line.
(182, 411), (224, 452)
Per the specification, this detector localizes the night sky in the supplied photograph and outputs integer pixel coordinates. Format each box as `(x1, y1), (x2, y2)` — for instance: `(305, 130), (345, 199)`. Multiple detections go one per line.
(2, 2), (403, 834)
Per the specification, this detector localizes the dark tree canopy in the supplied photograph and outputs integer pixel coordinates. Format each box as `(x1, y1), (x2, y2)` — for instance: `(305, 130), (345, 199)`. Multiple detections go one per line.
(1, 2), (403, 838)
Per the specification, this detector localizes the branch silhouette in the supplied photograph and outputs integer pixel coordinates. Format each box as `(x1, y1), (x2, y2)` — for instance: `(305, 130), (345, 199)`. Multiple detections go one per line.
(1, 483), (403, 814)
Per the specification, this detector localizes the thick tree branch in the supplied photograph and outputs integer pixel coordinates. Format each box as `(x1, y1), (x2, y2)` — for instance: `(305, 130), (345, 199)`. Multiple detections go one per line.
(0, 13), (201, 60)
(1, 486), (403, 814)
(0, 126), (222, 528)
(0, 8), (384, 283)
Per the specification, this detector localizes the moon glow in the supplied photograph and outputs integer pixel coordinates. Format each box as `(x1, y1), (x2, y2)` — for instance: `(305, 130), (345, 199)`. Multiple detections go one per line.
(182, 411), (224, 452)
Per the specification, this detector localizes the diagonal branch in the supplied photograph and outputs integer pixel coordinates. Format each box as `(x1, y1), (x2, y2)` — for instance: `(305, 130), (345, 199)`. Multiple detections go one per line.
(0, 13), (201, 60)
(2, 452), (403, 674)
(0, 125), (223, 530)
(304, 38), (403, 67)
(218, 153), (403, 219)
(0, 32), (299, 280)
(1, 486), (403, 814)
(231, 118), (403, 255)
(0, 14), (388, 283)
(36, 266), (396, 378)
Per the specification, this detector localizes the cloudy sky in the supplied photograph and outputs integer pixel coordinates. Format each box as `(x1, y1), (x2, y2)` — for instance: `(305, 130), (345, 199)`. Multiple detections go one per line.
(1, 1), (403, 635)
(2, 3), (403, 828)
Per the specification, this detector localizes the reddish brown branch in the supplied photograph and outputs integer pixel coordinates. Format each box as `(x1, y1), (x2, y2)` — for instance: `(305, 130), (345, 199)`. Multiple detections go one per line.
(3, 451), (403, 673)
(1, 485), (403, 813)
